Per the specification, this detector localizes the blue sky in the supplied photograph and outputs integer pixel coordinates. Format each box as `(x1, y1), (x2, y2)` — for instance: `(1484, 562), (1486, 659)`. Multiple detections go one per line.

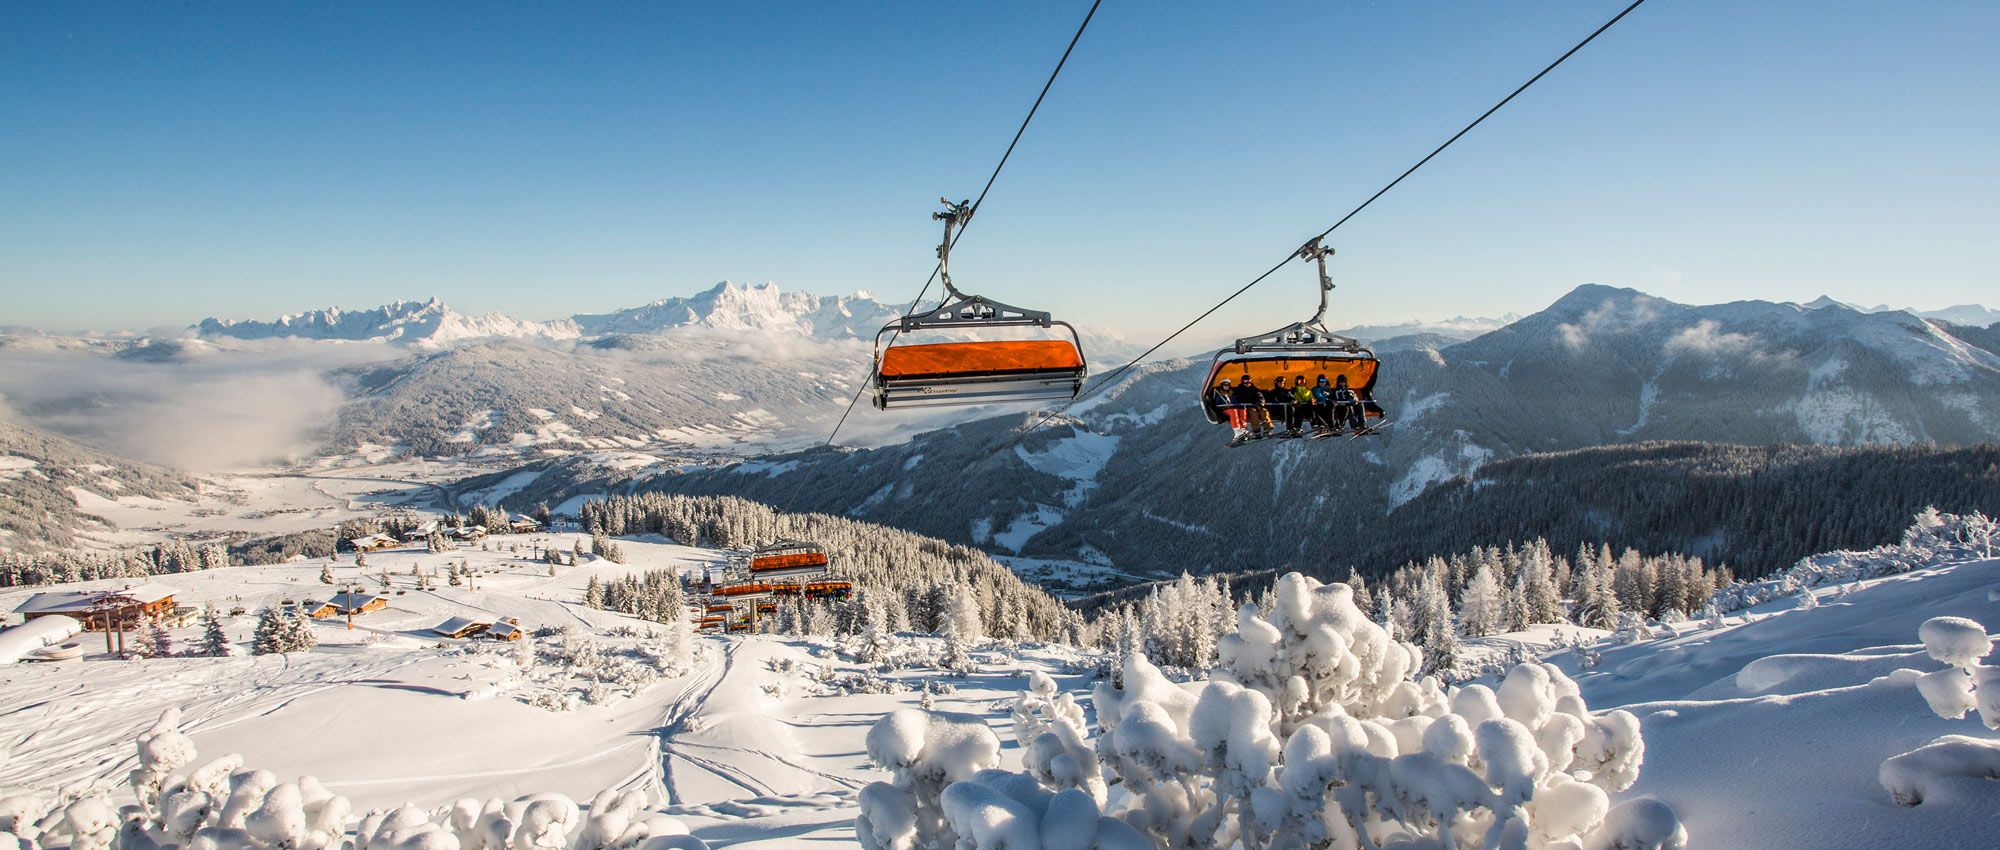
(2, 1), (1994, 338)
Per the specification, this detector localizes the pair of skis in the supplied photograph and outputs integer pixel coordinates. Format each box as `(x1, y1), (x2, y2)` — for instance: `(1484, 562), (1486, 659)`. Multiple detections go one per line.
(1227, 420), (1392, 447)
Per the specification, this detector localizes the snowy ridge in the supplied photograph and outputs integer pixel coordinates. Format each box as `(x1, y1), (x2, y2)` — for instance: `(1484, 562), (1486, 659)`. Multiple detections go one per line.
(569, 281), (904, 340)
(193, 296), (583, 348)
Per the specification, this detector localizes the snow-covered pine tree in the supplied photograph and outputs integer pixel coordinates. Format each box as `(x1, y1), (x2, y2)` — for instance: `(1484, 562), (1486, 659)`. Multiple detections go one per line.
(137, 621), (173, 658)
(1459, 563), (1504, 637)
(197, 608), (230, 657)
(940, 585), (982, 672)
(1522, 538), (1564, 624)
(1576, 554), (1621, 629)
(583, 575), (605, 608)
(1417, 562), (1459, 676)
(250, 608), (286, 655)
(1344, 567), (1374, 615)
(942, 585), (983, 643)
(286, 609), (318, 652)
(427, 531), (450, 554)
(319, 564), (334, 585)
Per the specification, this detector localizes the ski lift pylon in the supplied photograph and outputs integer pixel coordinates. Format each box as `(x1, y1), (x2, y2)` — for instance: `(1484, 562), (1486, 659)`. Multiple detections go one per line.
(872, 200), (1088, 410)
(1200, 239), (1386, 426)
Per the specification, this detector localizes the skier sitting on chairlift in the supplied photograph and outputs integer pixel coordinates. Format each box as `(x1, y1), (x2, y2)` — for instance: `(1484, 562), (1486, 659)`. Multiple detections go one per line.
(1310, 374), (1336, 434)
(1286, 375), (1314, 437)
(1233, 373), (1271, 438)
(1266, 376), (1291, 437)
(1211, 379), (1249, 443)
(1330, 375), (1366, 432)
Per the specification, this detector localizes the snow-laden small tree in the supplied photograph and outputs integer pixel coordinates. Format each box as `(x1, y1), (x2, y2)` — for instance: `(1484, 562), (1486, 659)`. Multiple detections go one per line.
(861, 572), (1681, 850)
(855, 596), (895, 666)
(286, 609), (318, 653)
(319, 564), (335, 585)
(855, 709), (1003, 850)
(1881, 615), (2000, 807)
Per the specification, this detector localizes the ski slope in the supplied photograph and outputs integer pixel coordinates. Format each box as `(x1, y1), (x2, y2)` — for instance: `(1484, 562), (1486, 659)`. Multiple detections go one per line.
(1, 534), (1995, 847)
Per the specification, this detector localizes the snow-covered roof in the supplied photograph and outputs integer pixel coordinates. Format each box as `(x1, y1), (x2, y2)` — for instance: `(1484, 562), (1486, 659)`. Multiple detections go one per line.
(13, 583), (178, 615)
(431, 616), (489, 636)
(327, 591), (385, 609)
(484, 621), (523, 639)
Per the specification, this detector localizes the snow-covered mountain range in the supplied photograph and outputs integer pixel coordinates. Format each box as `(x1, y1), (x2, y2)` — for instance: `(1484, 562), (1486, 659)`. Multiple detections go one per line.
(568, 282), (907, 339)
(1333, 313), (1524, 343)
(1803, 295), (2000, 328)
(190, 282), (935, 348)
(192, 296), (582, 348)
(498, 284), (2000, 579)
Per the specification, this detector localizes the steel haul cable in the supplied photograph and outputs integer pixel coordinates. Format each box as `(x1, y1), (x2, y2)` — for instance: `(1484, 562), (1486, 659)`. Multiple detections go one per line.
(1010, 0), (1650, 446)
(776, 0), (1104, 513)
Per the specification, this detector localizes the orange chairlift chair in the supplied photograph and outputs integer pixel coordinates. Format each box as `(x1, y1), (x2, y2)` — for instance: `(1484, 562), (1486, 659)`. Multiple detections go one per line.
(1200, 239), (1386, 430)
(872, 200), (1087, 409)
(747, 539), (831, 579)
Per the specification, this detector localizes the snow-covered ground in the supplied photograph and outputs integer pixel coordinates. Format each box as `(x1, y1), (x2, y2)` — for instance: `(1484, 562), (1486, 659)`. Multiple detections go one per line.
(2, 533), (1996, 848)
(0, 535), (1095, 848)
(1542, 555), (2000, 849)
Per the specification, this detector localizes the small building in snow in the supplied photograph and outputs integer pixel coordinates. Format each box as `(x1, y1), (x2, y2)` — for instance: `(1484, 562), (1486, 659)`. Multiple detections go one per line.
(508, 515), (542, 534)
(14, 584), (179, 632)
(295, 600), (338, 618)
(399, 520), (442, 543)
(431, 616), (491, 639)
(322, 592), (388, 617)
(342, 534), (401, 553)
(448, 526), (487, 543)
(483, 619), (524, 641)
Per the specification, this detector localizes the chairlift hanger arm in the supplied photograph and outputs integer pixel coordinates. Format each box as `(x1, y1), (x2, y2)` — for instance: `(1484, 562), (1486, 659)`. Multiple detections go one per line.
(934, 198), (974, 302)
(892, 197), (1054, 332)
(1295, 238), (1336, 325)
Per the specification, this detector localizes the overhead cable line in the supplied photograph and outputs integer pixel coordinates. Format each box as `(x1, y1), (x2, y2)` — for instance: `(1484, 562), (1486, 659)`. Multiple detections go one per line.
(777, 0), (1105, 511)
(1009, 0), (1650, 443)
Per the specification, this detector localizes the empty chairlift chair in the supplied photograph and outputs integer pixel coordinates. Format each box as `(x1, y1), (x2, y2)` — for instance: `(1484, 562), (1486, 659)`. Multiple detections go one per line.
(747, 540), (831, 580)
(1200, 239), (1386, 433)
(873, 200), (1088, 409)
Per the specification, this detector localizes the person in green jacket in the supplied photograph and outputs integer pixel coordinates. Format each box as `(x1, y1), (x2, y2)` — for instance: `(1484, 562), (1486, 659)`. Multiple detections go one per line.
(1285, 375), (1314, 436)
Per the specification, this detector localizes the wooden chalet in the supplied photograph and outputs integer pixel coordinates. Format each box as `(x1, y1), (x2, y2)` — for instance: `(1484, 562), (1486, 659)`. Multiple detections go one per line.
(14, 584), (179, 632)
(324, 591), (389, 617)
(431, 616), (491, 639)
(296, 599), (339, 618)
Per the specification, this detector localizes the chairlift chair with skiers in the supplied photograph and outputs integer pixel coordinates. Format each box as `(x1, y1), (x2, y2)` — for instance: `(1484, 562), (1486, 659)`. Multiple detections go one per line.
(1199, 239), (1386, 436)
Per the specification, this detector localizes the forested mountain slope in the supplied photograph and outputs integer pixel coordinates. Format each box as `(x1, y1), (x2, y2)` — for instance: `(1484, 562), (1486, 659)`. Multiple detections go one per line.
(0, 420), (204, 553)
(1300, 440), (2000, 580)
(520, 286), (2000, 580)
